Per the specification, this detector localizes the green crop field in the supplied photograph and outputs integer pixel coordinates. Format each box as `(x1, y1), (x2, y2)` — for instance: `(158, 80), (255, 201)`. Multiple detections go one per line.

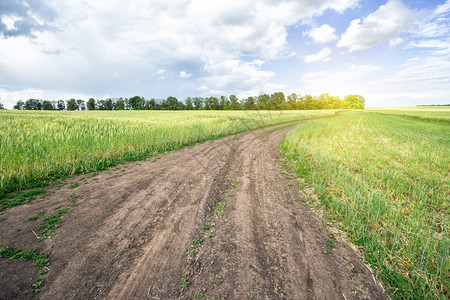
(366, 106), (450, 121)
(0, 109), (335, 197)
(281, 109), (449, 299)
(1, 107), (448, 298)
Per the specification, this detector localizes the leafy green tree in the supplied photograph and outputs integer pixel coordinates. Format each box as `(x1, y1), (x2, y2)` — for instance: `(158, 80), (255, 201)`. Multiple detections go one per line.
(269, 92), (285, 109)
(326, 95), (344, 109)
(203, 97), (212, 110)
(96, 99), (114, 110)
(177, 101), (186, 110)
(229, 95), (240, 110)
(298, 95), (316, 110)
(185, 97), (193, 110)
(115, 98), (125, 110)
(14, 100), (24, 110)
(163, 96), (179, 110)
(104, 98), (115, 110)
(344, 94), (365, 109)
(286, 93), (298, 110)
(0, 102), (4, 109)
(87, 98), (96, 110)
(128, 96), (144, 110)
(193, 97), (204, 110)
(148, 98), (157, 110)
(66, 98), (78, 111)
(206, 97), (220, 110)
(317, 93), (329, 109)
(96, 100), (105, 110)
(42, 100), (54, 110)
(77, 100), (86, 111)
(219, 96), (229, 110)
(257, 94), (270, 110)
(24, 99), (42, 110)
(243, 96), (256, 110)
(57, 100), (66, 110)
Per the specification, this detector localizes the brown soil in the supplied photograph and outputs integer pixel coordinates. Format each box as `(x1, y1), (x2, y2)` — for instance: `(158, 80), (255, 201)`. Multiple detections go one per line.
(0, 121), (388, 300)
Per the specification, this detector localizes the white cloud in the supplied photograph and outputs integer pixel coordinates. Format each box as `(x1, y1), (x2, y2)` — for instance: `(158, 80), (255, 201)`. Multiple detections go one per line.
(0, 0), (360, 107)
(201, 59), (275, 94)
(179, 71), (192, 78)
(307, 24), (337, 43)
(156, 69), (166, 74)
(287, 51), (296, 57)
(301, 46), (450, 107)
(433, 0), (450, 15)
(389, 37), (404, 47)
(407, 39), (450, 49)
(304, 47), (331, 63)
(415, 0), (450, 39)
(338, 0), (419, 51)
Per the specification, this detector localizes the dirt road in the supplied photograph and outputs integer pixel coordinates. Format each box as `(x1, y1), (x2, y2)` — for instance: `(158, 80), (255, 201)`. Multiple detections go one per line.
(0, 120), (388, 300)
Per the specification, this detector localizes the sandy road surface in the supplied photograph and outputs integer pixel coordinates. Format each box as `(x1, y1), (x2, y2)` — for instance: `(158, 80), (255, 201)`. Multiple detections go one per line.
(0, 120), (387, 300)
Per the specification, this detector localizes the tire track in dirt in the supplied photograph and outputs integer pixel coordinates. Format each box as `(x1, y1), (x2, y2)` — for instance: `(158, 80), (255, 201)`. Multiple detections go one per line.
(0, 119), (387, 300)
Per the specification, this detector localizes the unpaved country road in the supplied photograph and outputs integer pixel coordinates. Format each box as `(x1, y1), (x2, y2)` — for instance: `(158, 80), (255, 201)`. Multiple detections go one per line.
(0, 120), (388, 300)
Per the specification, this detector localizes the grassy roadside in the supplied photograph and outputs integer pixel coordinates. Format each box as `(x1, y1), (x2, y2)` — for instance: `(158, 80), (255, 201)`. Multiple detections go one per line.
(0, 109), (336, 199)
(280, 111), (449, 299)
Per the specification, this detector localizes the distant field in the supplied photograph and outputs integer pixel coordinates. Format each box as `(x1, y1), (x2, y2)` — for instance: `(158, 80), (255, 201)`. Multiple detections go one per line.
(281, 109), (449, 299)
(366, 106), (450, 121)
(0, 109), (335, 197)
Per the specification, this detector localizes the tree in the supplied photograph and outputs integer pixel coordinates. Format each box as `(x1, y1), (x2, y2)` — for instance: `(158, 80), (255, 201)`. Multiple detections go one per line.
(243, 96), (256, 110)
(14, 100), (24, 110)
(193, 97), (204, 110)
(286, 93), (298, 110)
(57, 100), (66, 110)
(0, 102), (4, 109)
(115, 98), (125, 110)
(97, 99), (114, 110)
(206, 97), (220, 110)
(298, 95), (316, 110)
(343, 94), (365, 109)
(257, 94), (270, 110)
(66, 98), (78, 111)
(77, 99), (86, 111)
(229, 95), (240, 110)
(326, 95), (344, 109)
(161, 96), (179, 110)
(87, 98), (96, 110)
(42, 100), (54, 110)
(203, 97), (212, 110)
(24, 99), (42, 110)
(104, 98), (115, 110)
(128, 96), (144, 110)
(185, 97), (193, 110)
(316, 93), (328, 109)
(219, 96), (229, 110)
(177, 101), (186, 110)
(147, 98), (157, 110)
(269, 92), (285, 109)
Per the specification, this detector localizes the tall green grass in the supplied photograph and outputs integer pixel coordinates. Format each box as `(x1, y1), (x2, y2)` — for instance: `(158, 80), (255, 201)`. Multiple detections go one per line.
(281, 111), (449, 299)
(0, 109), (335, 197)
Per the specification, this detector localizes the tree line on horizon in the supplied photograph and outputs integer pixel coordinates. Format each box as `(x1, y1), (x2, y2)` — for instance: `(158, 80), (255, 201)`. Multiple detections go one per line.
(8, 92), (365, 111)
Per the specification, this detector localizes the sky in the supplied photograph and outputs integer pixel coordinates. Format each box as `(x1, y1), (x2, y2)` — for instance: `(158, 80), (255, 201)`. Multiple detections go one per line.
(0, 0), (449, 108)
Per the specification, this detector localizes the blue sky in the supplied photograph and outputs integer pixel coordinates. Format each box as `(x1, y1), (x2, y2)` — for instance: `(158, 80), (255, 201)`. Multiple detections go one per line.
(0, 0), (449, 108)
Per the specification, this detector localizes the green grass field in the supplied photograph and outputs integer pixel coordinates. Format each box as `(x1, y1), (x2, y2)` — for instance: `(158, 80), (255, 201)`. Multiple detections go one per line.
(366, 106), (450, 121)
(0, 109), (335, 197)
(281, 109), (449, 299)
(1, 107), (448, 298)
